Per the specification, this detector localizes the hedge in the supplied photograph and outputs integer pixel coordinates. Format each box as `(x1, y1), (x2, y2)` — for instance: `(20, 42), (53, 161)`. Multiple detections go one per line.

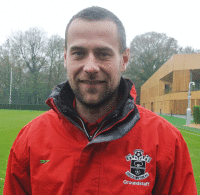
(0, 104), (50, 111)
(193, 106), (200, 124)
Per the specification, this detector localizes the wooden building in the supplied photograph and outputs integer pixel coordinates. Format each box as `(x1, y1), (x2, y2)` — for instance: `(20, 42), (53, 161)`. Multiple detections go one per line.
(140, 53), (200, 115)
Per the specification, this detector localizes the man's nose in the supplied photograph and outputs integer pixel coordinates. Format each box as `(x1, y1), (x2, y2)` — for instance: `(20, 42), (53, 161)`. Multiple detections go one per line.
(83, 54), (100, 73)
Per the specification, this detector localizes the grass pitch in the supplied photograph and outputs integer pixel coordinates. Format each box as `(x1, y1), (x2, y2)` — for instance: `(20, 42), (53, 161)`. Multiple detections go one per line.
(0, 109), (45, 194)
(161, 114), (200, 194)
(0, 110), (199, 194)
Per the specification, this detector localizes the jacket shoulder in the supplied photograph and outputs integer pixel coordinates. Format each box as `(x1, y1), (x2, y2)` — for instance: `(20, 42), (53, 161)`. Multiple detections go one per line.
(11, 110), (59, 152)
(136, 105), (182, 139)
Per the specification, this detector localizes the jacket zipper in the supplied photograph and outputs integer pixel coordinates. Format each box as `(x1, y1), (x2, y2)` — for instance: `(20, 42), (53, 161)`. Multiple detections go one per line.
(75, 115), (93, 141)
(76, 114), (118, 142)
(92, 114), (118, 139)
(92, 120), (106, 139)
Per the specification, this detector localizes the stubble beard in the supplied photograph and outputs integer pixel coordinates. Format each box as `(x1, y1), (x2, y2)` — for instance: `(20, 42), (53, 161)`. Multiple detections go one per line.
(73, 85), (119, 109)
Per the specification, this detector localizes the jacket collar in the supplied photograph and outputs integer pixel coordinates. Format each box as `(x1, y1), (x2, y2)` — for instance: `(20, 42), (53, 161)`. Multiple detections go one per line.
(46, 77), (136, 117)
(46, 77), (140, 142)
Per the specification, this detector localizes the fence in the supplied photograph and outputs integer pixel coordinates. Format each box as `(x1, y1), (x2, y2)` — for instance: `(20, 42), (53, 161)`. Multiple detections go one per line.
(0, 104), (50, 111)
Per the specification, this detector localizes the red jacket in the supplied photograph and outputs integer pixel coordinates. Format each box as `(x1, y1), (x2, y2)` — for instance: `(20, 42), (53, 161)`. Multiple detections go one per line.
(3, 78), (197, 194)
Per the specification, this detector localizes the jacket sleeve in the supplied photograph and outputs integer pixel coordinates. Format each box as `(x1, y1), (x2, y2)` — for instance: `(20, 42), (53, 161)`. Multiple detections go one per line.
(153, 129), (197, 195)
(3, 126), (32, 195)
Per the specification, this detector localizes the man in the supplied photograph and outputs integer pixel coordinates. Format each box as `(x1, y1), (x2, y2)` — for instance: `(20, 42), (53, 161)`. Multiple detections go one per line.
(3, 6), (197, 195)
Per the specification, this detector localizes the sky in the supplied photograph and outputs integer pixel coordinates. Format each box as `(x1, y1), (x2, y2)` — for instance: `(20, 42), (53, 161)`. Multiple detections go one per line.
(1, 0), (200, 49)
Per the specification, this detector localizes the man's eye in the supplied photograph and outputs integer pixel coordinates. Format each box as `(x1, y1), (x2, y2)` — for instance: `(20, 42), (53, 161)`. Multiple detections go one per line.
(101, 52), (108, 56)
(73, 51), (84, 56)
(98, 52), (110, 58)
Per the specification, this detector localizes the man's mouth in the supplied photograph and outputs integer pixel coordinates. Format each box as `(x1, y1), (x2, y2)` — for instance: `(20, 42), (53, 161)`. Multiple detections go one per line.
(79, 80), (106, 85)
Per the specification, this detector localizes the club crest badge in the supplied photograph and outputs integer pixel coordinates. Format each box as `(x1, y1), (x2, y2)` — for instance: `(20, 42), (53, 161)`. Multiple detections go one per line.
(125, 149), (151, 180)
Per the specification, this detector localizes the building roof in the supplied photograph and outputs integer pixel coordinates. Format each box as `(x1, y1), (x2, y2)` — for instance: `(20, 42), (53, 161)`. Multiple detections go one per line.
(142, 53), (200, 87)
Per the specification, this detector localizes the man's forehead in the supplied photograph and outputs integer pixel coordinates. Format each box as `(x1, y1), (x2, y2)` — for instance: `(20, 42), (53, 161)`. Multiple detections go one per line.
(66, 19), (119, 48)
(69, 17), (115, 28)
(68, 18), (117, 33)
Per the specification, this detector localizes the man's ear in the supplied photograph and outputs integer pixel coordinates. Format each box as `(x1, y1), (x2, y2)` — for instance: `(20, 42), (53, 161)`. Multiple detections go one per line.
(120, 48), (130, 72)
(64, 48), (67, 68)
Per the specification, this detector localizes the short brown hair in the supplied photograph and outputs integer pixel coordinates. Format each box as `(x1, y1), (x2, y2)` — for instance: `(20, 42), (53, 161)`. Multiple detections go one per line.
(65, 6), (127, 54)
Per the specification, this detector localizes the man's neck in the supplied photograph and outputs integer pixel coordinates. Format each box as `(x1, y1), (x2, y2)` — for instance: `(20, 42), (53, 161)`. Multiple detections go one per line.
(76, 93), (118, 124)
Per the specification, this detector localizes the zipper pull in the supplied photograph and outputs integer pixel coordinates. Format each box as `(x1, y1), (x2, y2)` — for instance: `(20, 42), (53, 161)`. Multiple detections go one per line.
(89, 135), (93, 142)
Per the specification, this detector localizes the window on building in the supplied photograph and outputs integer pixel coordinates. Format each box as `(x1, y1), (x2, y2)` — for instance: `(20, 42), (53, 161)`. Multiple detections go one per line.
(194, 79), (200, 91)
(192, 69), (200, 91)
(151, 102), (154, 112)
(164, 84), (171, 94)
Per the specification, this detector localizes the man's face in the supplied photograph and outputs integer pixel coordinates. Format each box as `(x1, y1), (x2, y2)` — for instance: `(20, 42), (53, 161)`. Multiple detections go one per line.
(64, 19), (129, 108)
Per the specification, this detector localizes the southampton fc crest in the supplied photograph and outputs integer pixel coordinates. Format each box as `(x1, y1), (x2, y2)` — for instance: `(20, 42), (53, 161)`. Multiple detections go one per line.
(125, 149), (151, 180)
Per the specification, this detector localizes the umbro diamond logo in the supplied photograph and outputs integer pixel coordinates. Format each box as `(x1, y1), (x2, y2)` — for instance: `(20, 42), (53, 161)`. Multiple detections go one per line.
(40, 160), (50, 164)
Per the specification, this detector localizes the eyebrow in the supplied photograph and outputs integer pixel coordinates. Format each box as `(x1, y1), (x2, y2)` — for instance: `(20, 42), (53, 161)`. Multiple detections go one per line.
(69, 46), (113, 52)
(96, 47), (113, 52)
(69, 46), (85, 52)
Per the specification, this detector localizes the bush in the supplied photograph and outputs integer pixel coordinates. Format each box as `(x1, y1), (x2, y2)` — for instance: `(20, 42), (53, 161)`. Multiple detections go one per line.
(0, 104), (50, 111)
(193, 106), (200, 124)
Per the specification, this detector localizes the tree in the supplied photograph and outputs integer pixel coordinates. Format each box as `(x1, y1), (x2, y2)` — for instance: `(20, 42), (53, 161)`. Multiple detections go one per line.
(46, 35), (66, 92)
(10, 27), (48, 104)
(0, 28), (67, 105)
(178, 46), (200, 54)
(0, 38), (31, 104)
(0, 39), (13, 103)
(125, 32), (179, 104)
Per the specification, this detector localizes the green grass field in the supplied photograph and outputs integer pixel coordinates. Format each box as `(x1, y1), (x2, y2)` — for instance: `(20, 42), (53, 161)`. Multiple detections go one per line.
(0, 110), (199, 194)
(0, 110), (45, 194)
(161, 115), (200, 194)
